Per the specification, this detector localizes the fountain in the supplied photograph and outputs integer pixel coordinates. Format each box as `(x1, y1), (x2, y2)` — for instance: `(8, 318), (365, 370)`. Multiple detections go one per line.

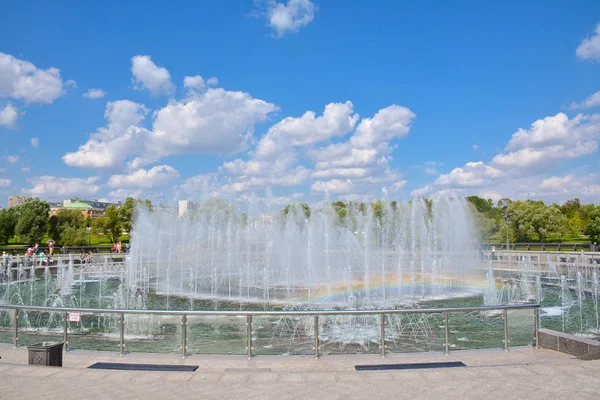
(2, 195), (599, 353)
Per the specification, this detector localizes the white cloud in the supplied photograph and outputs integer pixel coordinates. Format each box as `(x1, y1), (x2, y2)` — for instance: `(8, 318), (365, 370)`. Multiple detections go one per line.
(62, 100), (150, 170)
(31, 137), (39, 148)
(83, 88), (106, 99)
(105, 188), (144, 202)
(0, 178), (11, 187)
(570, 90), (600, 110)
(412, 112), (600, 198)
(309, 105), (415, 197)
(265, 0), (317, 37)
(183, 75), (205, 95)
(23, 176), (100, 197)
(313, 167), (371, 179)
(351, 105), (415, 149)
(576, 23), (600, 61)
(65, 80), (77, 88)
(220, 166), (310, 194)
(65, 87), (277, 172)
(108, 165), (179, 189)
(151, 88), (277, 156)
(539, 174), (574, 190)
(131, 55), (174, 96)
(7, 155), (19, 163)
(0, 103), (18, 128)
(311, 179), (353, 194)
(390, 180), (407, 192)
(21, 167), (30, 172)
(256, 101), (358, 159)
(0, 52), (66, 104)
(206, 77), (219, 86)
(472, 144), (479, 151)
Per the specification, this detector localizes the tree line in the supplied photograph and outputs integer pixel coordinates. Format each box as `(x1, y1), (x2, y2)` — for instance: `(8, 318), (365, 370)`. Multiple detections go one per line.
(0, 197), (152, 246)
(466, 196), (600, 244)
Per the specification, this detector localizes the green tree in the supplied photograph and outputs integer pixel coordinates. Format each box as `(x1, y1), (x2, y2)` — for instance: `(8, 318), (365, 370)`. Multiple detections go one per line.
(118, 197), (152, 233)
(94, 205), (122, 243)
(560, 198), (581, 220)
(466, 196), (494, 213)
(567, 214), (585, 237)
(0, 207), (19, 244)
(468, 203), (499, 243)
(584, 206), (600, 243)
(15, 198), (50, 244)
(47, 209), (87, 245)
(281, 203), (311, 219)
(60, 225), (89, 246)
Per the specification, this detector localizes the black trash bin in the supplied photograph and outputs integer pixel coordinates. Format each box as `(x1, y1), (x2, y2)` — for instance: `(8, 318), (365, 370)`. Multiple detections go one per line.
(27, 342), (63, 367)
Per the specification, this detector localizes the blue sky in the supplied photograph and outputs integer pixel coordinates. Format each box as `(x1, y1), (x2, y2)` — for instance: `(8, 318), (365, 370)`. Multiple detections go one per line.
(1, 0), (600, 208)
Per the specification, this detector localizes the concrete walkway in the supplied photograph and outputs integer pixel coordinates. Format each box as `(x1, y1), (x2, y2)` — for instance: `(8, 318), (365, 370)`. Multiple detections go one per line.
(1, 344), (599, 399)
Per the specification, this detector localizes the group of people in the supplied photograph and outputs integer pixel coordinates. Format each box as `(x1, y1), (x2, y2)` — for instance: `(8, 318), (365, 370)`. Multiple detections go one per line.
(79, 250), (95, 264)
(110, 241), (130, 253)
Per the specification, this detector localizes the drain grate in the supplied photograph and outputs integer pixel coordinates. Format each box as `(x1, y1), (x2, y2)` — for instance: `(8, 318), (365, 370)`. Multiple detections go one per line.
(88, 362), (198, 371)
(355, 361), (466, 371)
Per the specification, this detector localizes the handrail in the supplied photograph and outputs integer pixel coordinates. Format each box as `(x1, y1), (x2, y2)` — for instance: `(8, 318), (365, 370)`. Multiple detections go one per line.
(0, 302), (539, 316)
(0, 302), (541, 359)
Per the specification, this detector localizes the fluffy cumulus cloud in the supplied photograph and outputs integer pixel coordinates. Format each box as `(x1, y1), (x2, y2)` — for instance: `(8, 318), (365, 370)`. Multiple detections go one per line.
(107, 165), (180, 189)
(412, 112), (600, 198)
(131, 55), (174, 96)
(151, 88), (277, 156)
(65, 79), (276, 179)
(255, 101), (358, 159)
(30, 137), (39, 148)
(23, 176), (101, 198)
(576, 23), (600, 61)
(0, 103), (18, 128)
(0, 52), (66, 104)
(309, 105), (415, 195)
(0, 178), (11, 187)
(183, 75), (206, 95)
(7, 155), (19, 163)
(264, 0), (317, 37)
(83, 88), (106, 99)
(62, 100), (150, 169)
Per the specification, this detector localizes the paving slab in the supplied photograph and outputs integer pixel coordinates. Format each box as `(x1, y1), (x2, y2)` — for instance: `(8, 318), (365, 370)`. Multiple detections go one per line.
(1, 343), (600, 399)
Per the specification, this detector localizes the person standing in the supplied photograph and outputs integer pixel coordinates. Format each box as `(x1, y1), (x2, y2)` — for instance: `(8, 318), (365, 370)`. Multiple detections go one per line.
(116, 241), (122, 254)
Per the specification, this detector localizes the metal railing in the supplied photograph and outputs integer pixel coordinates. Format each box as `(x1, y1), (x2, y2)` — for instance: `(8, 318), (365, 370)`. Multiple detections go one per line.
(0, 303), (541, 359)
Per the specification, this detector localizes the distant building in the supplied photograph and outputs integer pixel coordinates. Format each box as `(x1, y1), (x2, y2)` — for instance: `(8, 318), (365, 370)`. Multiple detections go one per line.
(64, 198), (121, 210)
(51, 201), (104, 219)
(178, 200), (199, 218)
(8, 195), (31, 208)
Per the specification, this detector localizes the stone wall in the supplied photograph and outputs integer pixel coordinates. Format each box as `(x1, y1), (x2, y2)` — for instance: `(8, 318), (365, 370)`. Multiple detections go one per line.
(538, 328), (600, 360)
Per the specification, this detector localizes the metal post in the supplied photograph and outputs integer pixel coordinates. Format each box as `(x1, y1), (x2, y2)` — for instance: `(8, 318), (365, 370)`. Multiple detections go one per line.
(119, 313), (125, 356)
(314, 315), (319, 359)
(534, 307), (539, 349)
(63, 311), (68, 352)
(181, 314), (187, 358)
(13, 308), (18, 348)
(503, 309), (509, 351)
(246, 315), (252, 359)
(380, 314), (385, 357)
(444, 312), (450, 355)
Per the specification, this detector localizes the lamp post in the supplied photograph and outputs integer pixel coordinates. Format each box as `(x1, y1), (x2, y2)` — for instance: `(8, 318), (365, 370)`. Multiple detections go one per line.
(498, 199), (513, 251)
(501, 210), (512, 251)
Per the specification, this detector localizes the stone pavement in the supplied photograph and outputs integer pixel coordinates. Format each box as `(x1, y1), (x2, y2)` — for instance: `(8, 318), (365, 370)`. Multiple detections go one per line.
(1, 344), (599, 399)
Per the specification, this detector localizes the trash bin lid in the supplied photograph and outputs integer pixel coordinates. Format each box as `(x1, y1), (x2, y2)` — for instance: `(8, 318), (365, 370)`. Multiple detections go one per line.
(27, 341), (64, 349)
